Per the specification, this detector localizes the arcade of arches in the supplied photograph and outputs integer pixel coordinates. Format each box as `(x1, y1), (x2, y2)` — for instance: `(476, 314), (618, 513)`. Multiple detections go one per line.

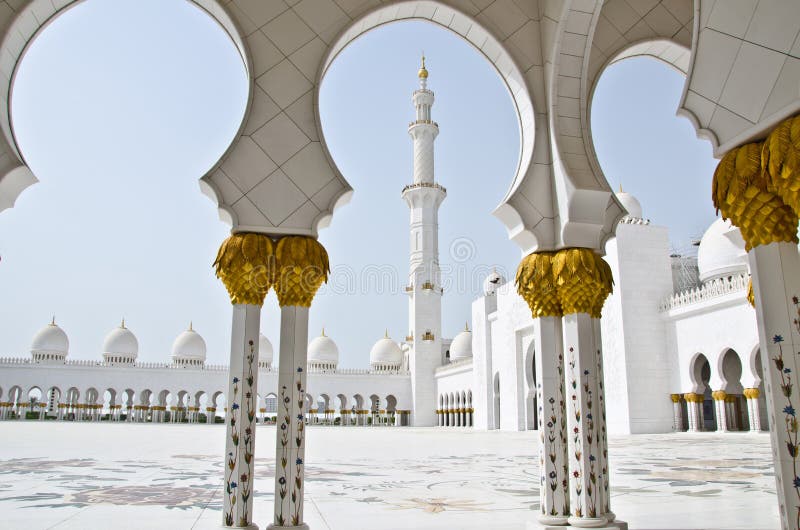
(1, 1), (800, 530)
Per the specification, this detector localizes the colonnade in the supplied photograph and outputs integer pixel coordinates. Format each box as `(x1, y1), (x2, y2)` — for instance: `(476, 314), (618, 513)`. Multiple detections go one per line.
(671, 392), (763, 433)
(516, 247), (615, 527)
(214, 233), (327, 530)
(436, 407), (473, 426)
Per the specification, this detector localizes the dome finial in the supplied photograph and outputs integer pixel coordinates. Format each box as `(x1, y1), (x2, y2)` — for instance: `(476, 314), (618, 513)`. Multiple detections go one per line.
(50, 315), (56, 326)
(321, 327), (326, 337)
(619, 183), (623, 193)
(384, 328), (389, 339)
(464, 321), (470, 332)
(121, 318), (126, 329)
(189, 321), (193, 331)
(418, 53), (428, 79)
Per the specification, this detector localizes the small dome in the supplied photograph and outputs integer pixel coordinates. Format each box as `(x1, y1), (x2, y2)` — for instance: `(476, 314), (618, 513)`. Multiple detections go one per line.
(697, 218), (747, 283)
(616, 188), (642, 219)
(102, 320), (138, 358)
(450, 323), (472, 361)
(259, 334), (273, 365)
(30, 318), (69, 356)
(308, 329), (338, 365)
(171, 323), (207, 361)
(483, 269), (506, 295)
(370, 331), (403, 365)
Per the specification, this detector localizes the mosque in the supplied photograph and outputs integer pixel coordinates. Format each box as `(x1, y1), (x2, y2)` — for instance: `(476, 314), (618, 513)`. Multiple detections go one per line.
(0, 62), (764, 438)
(2, 1), (799, 529)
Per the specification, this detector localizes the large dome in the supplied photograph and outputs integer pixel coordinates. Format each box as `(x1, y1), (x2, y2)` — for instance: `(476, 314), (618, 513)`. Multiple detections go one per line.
(259, 334), (274, 365)
(30, 318), (69, 356)
(308, 330), (338, 365)
(616, 189), (643, 219)
(483, 269), (507, 296)
(450, 324), (472, 361)
(370, 332), (403, 366)
(171, 324), (207, 361)
(697, 218), (747, 283)
(102, 321), (138, 357)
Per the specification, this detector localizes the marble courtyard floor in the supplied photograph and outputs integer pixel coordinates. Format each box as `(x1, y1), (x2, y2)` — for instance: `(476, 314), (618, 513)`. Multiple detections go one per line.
(0, 423), (779, 529)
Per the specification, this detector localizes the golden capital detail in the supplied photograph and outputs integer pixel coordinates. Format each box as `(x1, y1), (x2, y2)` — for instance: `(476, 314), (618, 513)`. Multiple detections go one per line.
(711, 390), (727, 401)
(747, 277), (755, 308)
(683, 392), (704, 403)
(743, 388), (761, 399)
(712, 131), (799, 251)
(516, 247), (613, 319)
(214, 233), (329, 308)
(670, 394), (681, 403)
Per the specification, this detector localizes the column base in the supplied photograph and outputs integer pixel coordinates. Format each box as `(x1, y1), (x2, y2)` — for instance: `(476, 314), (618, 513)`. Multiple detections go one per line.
(538, 514), (569, 526)
(527, 522), (626, 530)
(567, 516), (613, 528)
(266, 524), (308, 530)
(224, 525), (258, 530)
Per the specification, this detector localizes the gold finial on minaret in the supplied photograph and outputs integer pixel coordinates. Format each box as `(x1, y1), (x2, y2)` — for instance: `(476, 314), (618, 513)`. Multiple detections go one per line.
(418, 53), (428, 79)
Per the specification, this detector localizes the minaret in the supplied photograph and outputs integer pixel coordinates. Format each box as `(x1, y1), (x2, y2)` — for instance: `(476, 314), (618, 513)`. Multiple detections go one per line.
(403, 55), (446, 427)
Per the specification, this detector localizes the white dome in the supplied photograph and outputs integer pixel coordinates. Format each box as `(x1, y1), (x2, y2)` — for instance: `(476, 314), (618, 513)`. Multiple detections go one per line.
(102, 322), (138, 357)
(259, 334), (273, 364)
(171, 324), (207, 361)
(450, 324), (472, 360)
(616, 190), (642, 219)
(483, 269), (507, 295)
(697, 218), (748, 283)
(370, 333), (403, 365)
(308, 330), (338, 364)
(30, 319), (69, 356)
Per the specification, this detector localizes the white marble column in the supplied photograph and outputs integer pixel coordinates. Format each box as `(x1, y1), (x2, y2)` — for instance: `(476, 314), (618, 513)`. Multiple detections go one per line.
(750, 242), (800, 530)
(712, 391), (728, 432)
(563, 312), (606, 527)
(269, 305), (310, 530)
(591, 318), (613, 523)
(223, 304), (261, 529)
(532, 316), (569, 526)
(671, 395), (684, 431)
(744, 389), (763, 432)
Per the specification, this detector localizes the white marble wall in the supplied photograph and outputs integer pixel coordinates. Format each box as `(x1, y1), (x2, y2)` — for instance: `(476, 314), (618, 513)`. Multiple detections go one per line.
(602, 221), (676, 434)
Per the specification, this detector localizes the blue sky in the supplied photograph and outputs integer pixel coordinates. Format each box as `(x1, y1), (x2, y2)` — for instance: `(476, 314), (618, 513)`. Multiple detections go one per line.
(0, 0), (718, 366)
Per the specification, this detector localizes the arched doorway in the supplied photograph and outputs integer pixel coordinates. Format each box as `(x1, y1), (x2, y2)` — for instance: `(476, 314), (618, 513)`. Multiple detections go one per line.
(720, 348), (746, 431)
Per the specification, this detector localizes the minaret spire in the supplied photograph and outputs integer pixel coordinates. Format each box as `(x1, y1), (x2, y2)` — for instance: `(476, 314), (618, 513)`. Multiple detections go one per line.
(403, 55), (445, 427)
(418, 53), (428, 88)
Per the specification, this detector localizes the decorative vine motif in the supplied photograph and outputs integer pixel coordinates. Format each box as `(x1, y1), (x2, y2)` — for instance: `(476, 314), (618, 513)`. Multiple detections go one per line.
(558, 352), (569, 516)
(292, 366), (305, 526)
(583, 368), (597, 518)
(239, 340), (256, 526)
(224, 375), (240, 527)
(569, 347), (582, 518)
(537, 382), (547, 515)
(596, 348), (609, 514)
(775, 306), (800, 530)
(276, 383), (290, 526)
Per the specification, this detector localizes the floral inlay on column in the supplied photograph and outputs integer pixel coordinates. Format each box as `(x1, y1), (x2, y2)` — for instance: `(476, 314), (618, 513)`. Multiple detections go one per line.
(292, 366), (306, 526)
(569, 347), (582, 518)
(774, 329), (800, 529)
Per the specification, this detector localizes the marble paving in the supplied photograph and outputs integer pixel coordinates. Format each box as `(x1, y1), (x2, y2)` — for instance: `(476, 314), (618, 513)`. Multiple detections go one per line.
(0, 423), (779, 529)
